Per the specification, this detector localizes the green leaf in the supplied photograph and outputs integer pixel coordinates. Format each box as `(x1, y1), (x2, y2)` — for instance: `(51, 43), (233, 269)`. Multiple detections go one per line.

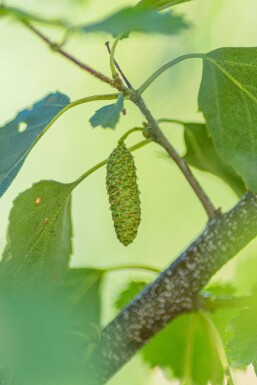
(136, 0), (194, 11)
(0, 268), (103, 384)
(0, 180), (74, 290)
(0, 290), (89, 385)
(0, 92), (70, 198)
(227, 306), (257, 372)
(115, 281), (148, 310)
(60, 268), (104, 330)
(198, 47), (257, 192)
(143, 313), (226, 385)
(204, 282), (236, 297)
(82, 7), (188, 36)
(183, 122), (246, 197)
(89, 93), (124, 129)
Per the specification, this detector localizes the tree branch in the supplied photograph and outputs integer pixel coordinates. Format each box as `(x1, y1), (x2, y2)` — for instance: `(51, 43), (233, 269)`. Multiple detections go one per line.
(22, 23), (128, 93)
(85, 192), (257, 384)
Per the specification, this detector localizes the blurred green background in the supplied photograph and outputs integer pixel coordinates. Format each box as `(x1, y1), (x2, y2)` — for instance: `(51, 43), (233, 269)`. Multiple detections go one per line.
(1, 0), (257, 383)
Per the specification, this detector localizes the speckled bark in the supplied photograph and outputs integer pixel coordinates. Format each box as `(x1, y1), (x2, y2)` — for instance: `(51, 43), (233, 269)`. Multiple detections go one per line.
(85, 192), (257, 384)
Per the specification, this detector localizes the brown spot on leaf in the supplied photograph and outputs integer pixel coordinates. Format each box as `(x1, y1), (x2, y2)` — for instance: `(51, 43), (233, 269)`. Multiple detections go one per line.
(48, 96), (56, 103)
(35, 196), (42, 206)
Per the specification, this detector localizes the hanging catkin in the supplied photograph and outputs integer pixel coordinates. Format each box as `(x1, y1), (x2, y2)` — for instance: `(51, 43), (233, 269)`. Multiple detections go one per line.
(106, 142), (141, 246)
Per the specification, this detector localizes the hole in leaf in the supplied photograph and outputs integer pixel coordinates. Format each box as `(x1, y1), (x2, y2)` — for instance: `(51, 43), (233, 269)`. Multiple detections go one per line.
(18, 122), (28, 133)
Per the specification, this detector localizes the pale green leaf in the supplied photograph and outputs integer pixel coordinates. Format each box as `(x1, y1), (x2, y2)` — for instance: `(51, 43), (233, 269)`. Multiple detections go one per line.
(183, 122), (246, 197)
(82, 7), (188, 36)
(0, 6), (70, 28)
(198, 47), (257, 191)
(0, 268), (104, 384)
(89, 93), (124, 129)
(0, 289), (90, 384)
(0, 92), (70, 198)
(0, 180), (74, 290)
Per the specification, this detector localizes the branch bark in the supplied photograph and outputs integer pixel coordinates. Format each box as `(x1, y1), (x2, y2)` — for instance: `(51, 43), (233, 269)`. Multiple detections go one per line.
(85, 192), (257, 384)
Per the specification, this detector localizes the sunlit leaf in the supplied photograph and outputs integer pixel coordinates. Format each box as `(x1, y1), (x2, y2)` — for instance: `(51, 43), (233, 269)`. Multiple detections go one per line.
(0, 180), (74, 290)
(115, 281), (148, 310)
(0, 6), (70, 28)
(199, 47), (257, 191)
(89, 93), (124, 129)
(0, 92), (70, 198)
(82, 7), (188, 36)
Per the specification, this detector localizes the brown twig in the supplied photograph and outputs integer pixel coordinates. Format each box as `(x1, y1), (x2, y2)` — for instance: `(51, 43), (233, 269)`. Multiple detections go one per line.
(23, 23), (129, 93)
(131, 92), (217, 219)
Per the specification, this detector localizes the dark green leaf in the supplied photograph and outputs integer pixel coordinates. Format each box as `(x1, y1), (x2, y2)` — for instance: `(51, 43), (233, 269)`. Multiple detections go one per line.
(183, 122), (246, 197)
(136, 0), (194, 11)
(227, 306), (257, 372)
(198, 47), (257, 191)
(89, 93), (124, 129)
(115, 281), (148, 310)
(0, 180), (74, 290)
(0, 92), (70, 197)
(60, 268), (104, 331)
(82, 7), (188, 36)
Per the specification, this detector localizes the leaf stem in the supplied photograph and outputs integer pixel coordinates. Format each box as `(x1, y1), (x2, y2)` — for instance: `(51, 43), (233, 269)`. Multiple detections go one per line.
(130, 92), (217, 219)
(22, 22), (129, 93)
(72, 139), (152, 188)
(182, 314), (197, 385)
(118, 127), (144, 144)
(158, 118), (187, 125)
(110, 37), (121, 80)
(103, 264), (161, 274)
(200, 312), (235, 385)
(138, 53), (206, 95)
(32, 93), (119, 150)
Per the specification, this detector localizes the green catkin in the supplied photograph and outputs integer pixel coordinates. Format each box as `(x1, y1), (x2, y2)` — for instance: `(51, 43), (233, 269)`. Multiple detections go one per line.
(106, 142), (141, 246)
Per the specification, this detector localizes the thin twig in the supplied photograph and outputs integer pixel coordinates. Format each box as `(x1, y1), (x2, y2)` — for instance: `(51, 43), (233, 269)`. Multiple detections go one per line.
(130, 92), (217, 219)
(105, 41), (133, 89)
(22, 22), (128, 93)
(72, 139), (152, 187)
